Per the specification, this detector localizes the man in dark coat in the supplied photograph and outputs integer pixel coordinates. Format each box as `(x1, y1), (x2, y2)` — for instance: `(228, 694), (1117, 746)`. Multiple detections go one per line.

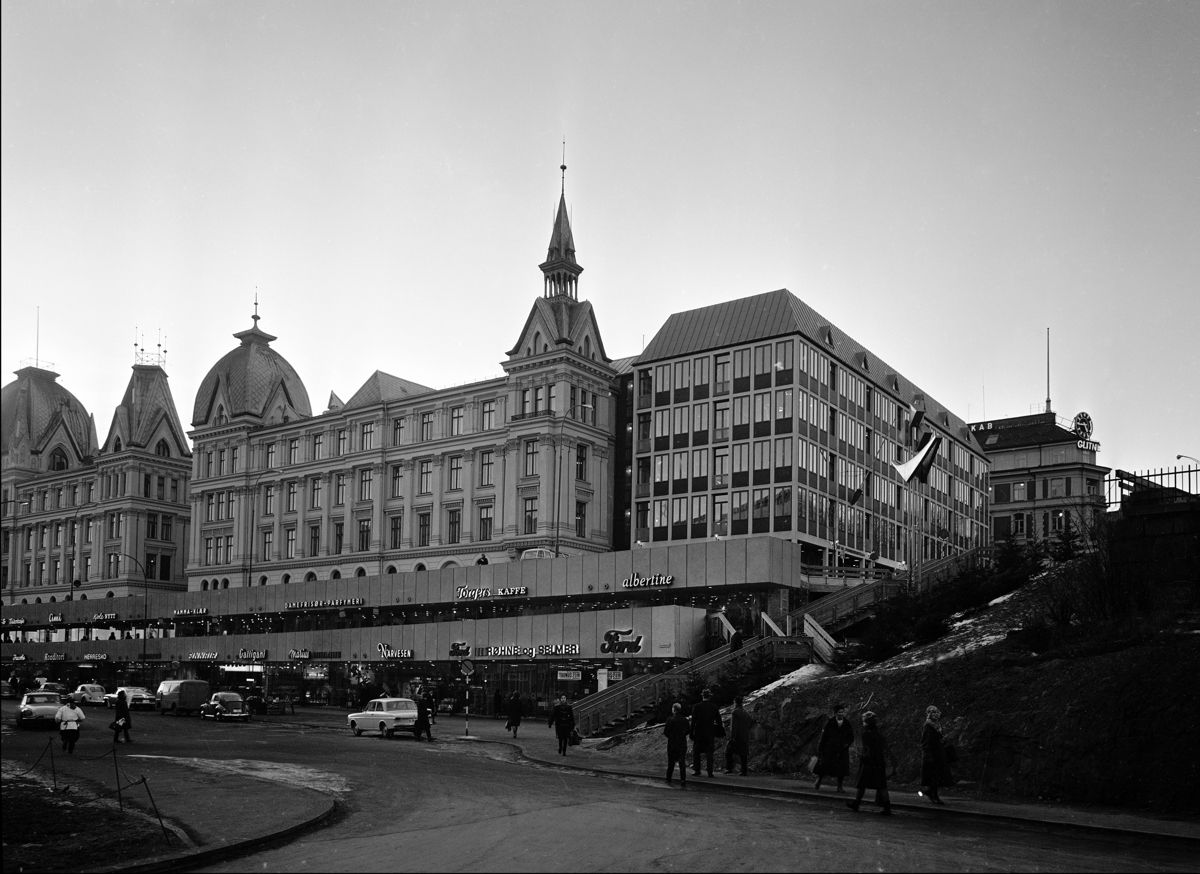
(723, 697), (753, 775)
(505, 690), (523, 738)
(920, 705), (951, 804)
(415, 693), (434, 741)
(688, 688), (722, 777)
(548, 694), (576, 756)
(813, 702), (854, 792)
(112, 689), (132, 744)
(847, 711), (893, 815)
(662, 702), (690, 787)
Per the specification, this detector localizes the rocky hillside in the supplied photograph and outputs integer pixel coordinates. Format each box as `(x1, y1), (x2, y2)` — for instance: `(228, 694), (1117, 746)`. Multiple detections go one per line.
(601, 569), (1200, 812)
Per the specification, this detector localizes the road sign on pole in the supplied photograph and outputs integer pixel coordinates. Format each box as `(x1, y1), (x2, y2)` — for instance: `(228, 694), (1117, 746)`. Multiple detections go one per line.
(460, 659), (474, 676)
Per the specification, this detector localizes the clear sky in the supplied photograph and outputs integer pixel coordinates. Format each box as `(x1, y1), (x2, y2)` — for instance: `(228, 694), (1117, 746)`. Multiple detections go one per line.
(3, 1), (1198, 476)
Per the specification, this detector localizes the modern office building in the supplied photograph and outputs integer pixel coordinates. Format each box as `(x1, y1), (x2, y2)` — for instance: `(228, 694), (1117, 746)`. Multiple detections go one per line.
(1, 352), (193, 607)
(622, 289), (992, 572)
(969, 409), (1109, 544)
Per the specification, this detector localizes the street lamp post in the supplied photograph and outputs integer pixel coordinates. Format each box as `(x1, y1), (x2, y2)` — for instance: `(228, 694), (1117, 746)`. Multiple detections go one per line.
(119, 552), (150, 667)
(1177, 454), (1200, 466)
(246, 469), (281, 587)
(553, 404), (592, 557)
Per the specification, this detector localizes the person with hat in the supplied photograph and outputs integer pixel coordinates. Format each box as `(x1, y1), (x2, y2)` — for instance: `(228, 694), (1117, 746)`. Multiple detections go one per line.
(920, 705), (951, 805)
(688, 688), (723, 777)
(662, 702), (691, 787)
(847, 710), (894, 815)
(813, 702), (854, 792)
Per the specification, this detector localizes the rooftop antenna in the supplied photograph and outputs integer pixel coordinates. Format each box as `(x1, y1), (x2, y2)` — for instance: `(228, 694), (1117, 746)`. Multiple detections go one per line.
(1044, 327), (1052, 413)
(560, 138), (567, 195)
(253, 289), (260, 326)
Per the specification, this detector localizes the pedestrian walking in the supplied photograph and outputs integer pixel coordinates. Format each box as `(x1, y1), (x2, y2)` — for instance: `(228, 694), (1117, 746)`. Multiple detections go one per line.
(111, 689), (132, 744)
(689, 688), (723, 777)
(846, 711), (894, 815)
(415, 693), (434, 741)
(723, 696), (753, 775)
(920, 705), (951, 805)
(505, 690), (523, 738)
(813, 702), (854, 792)
(55, 698), (86, 754)
(663, 702), (690, 787)
(548, 694), (576, 756)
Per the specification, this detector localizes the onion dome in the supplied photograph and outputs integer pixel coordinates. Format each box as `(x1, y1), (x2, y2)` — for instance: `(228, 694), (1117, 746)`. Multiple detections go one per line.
(191, 314), (311, 427)
(1, 366), (99, 471)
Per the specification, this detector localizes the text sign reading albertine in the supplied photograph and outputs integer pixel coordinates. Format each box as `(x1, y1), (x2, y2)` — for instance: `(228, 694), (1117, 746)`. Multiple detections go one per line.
(621, 573), (674, 589)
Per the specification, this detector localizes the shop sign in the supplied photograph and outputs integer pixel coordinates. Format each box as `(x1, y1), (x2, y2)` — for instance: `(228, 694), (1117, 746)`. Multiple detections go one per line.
(601, 629), (644, 654)
(455, 586), (528, 600)
(12, 653), (26, 661)
(2, 618), (26, 626)
(45, 652), (66, 661)
(1076, 440), (1100, 452)
(92, 612), (117, 622)
(608, 670), (623, 681)
(174, 607), (208, 616)
(377, 643), (414, 660)
(557, 670), (582, 681)
(187, 651), (219, 660)
(474, 643), (581, 658)
(48, 613), (64, 624)
(449, 641), (471, 657)
(284, 598), (364, 610)
(620, 573), (674, 589)
(238, 648), (268, 661)
(83, 653), (109, 661)
(288, 648), (312, 660)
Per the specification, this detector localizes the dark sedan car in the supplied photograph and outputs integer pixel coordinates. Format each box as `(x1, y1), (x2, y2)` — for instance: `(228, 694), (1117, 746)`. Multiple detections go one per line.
(199, 692), (251, 722)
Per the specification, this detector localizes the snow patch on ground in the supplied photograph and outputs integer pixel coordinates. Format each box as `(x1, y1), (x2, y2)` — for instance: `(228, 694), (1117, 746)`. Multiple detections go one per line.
(746, 663), (831, 702)
(130, 756), (350, 797)
(988, 591), (1017, 607)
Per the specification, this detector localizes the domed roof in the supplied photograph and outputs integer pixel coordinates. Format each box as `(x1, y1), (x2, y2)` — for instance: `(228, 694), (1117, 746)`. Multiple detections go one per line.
(1, 366), (99, 463)
(191, 317), (311, 427)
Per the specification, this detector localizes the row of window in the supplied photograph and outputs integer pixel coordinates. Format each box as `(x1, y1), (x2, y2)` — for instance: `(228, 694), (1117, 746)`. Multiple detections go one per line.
(992, 476), (1100, 504)
(12, 512), (175, 555)
(11, 550), (174, 586)
(201, 500), (590, 566)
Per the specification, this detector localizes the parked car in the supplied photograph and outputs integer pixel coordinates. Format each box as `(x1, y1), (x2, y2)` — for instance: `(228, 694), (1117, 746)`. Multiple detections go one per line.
(347, 697), (420, 738)
(37, 682), (69, 702)
(156, 679), (210, 716)
(104, 687), (156, 709)
(73, 684), (107, 706)
(200, 692), (251, 722)
(17, 691), (63, 729)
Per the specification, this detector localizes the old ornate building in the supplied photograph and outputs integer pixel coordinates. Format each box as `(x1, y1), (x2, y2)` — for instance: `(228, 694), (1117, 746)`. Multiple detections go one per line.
(1, 352), (192, 607)
(185, 188), (618, 591)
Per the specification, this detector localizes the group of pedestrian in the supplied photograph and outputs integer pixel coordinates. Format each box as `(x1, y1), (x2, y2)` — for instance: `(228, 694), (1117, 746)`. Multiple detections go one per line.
(52, 688), (135, 754)
(807, 702), (954, 816)
(661, 689), (755, 788)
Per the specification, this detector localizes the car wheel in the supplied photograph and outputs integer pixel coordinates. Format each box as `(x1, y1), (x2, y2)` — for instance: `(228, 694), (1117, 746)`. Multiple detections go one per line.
(351, 721), (362, 736)
(379, 721), (390, 737)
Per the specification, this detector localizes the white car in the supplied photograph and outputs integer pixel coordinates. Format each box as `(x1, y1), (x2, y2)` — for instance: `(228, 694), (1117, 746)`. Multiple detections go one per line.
(104, 686), (156, 709)
(17, 692), (63, 729)
(348, 697), (420, 738)
(73, 684), (106, 706)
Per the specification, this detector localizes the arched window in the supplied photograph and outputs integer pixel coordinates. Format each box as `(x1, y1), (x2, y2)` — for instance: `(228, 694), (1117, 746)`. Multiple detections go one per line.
(106, 591), (115, 598)
(259, 575), (267, 586)
(49, 596), (56, 603)
(282, 573), (291, 585)
(221, 578), (229, 589)
(304, 571), (317, 582)
(330, 570), (341, 580)
(80, 594), (87, 600)
(413, 563), (426, 572)
(201, 580), (209, 591)
(440, 560), (458, 570)
(113, 438), (123, 452)
(49, 447), (70, 471)
(355, 567), (366, 577)
(386, 565), (397, 575)
(155, 439), (171, 457)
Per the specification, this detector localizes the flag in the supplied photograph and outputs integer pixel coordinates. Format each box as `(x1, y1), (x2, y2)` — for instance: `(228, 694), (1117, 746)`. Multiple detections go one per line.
(849, 473), (870, 506)
(892, 432), (941, 483)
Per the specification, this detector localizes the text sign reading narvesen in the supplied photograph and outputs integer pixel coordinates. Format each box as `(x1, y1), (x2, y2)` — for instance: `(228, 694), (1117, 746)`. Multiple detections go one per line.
(377, 643), (414, 659)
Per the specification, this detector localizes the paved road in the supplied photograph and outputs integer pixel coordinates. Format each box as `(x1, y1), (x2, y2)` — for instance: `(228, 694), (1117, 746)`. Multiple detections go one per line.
(3, 703), (1194, 873)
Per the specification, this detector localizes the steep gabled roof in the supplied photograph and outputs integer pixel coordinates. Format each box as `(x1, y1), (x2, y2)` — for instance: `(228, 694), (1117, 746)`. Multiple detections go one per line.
(104, 365), (190, 455)
(344, 371), (434, 409)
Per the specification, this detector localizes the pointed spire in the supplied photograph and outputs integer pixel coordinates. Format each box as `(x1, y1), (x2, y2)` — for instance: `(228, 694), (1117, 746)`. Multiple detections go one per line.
(540, 153), (582, 300)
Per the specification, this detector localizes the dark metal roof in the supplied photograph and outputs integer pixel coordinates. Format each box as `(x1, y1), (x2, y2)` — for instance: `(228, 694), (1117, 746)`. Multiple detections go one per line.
(970, 413), (1080, 452)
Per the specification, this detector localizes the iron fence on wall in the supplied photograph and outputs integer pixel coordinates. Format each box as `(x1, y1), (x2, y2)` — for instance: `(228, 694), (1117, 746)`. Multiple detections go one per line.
(1104, 465), (1198, 513)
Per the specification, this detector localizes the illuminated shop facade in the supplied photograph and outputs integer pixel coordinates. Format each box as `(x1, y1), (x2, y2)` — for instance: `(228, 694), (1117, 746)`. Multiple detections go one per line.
(2, 537), (808, 709)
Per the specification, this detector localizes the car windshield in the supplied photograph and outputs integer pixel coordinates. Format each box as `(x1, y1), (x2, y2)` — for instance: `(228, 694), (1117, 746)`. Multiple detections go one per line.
(216, 694), (243, 703)
(125, 688), (151, 696)
(385, 700), (413, 711)
(27, 694), (57, 704)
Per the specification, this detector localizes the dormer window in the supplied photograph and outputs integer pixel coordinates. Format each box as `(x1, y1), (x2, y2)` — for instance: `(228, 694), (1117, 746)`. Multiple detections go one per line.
(155, 439), (171, 458)
(49, 447), (69, 471)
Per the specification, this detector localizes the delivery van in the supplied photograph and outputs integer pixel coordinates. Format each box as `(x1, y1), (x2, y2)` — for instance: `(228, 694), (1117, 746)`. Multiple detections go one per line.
(156, 679), (211, 716)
